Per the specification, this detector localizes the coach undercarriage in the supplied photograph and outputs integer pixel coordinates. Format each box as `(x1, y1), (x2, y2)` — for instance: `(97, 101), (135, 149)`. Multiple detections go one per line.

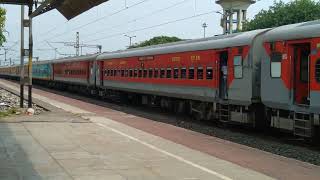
(267, 108), (320, 138)
(96, 86), (262, 127)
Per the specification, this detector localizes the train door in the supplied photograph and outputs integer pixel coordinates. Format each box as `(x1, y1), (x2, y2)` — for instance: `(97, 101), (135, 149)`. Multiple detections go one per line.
(292, 43), (311, 105)
(89, 61), (96, 86)
(218, 51), (229, 99)
(310, 39), (320, 108)
(97, 61), (103, 87)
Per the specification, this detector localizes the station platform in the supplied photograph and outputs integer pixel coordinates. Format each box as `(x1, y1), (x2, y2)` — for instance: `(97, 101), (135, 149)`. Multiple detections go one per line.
(0, 79), (319, 180)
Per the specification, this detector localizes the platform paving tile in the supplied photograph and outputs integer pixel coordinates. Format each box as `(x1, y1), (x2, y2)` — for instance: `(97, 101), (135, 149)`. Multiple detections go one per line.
(0, 79), (276, 180)
(15, 119), (272, 180)
(0, 123), (73, 180)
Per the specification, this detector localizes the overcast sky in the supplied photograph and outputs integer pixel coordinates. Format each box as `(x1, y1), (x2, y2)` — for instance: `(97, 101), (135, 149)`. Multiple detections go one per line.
(0, 0), (291, 63)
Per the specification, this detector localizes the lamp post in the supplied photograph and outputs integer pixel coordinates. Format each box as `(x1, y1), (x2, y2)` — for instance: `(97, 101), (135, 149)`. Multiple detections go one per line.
(202, 23), (208, 38)
(124, 35), (136, 47)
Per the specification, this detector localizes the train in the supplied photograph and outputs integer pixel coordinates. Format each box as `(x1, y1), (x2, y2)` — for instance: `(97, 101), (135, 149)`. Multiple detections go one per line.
(1, 20), (320, 138)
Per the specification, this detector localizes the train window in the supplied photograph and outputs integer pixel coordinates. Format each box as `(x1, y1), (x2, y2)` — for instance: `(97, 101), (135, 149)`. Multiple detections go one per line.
(148, 68), (153, 78)
(206, 67), (213, 80)
(139, 69), (143, 78)
(197, 67), (203, 80)
(129, 69), (133, 77)
(167, 68), (172, 78)
(160, 69), (165, 78)
(174, 68), (179, 79)
(121, 70), (125, 77)
(134, 69), (138, 77)
(234, 56), (243, 79)
(154, 68), (159, 78)
(114, 69), (118, 76)
(316, 59), (320, 83)
(181, 68), (187, 79)
(143, 69), (148, 78)
(271, 52), (282, 78)
(189, 67), (194, 79)
(125, 70), (128, 77)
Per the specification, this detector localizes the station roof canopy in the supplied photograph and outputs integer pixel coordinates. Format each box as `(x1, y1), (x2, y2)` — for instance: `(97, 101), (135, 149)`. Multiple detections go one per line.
(0, 0), (109, 20)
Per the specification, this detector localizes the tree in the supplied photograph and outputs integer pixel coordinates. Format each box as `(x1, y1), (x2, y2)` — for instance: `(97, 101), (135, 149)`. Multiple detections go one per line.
(0, 8), (6, 46)
(243, 0), (320, 31)
(129, 36), (182, 49)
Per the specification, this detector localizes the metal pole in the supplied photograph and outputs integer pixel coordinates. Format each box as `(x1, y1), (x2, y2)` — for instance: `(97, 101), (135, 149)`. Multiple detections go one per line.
(202, 23), (207, 38)
(98, 45), (102, 53)
(4, 49), (7, 64)
(229, 9), (233, 34)
(20, 5), (25, 108)
(28, 4), (33, 108)
(76, 32), (79, 56)
(124, 35), (136, 47)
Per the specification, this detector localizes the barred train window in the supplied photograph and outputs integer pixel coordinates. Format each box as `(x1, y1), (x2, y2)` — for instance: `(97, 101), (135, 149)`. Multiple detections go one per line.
(148, 68), (153, 78)
(206, 67), (213, 80)
(138, 69), (142, 77)
(189, 67), (194, 79)
(234, 56), (243, 79)
(154, 68), (159, 78)
(160, 69), (165, 78)
(134, 69), (138, 77)
(271, 52), (282, 78)
(181, 68), (187, 79)
(143, 69), (148, 78)
(167, 68), (172, 78)
(197, 67), (203, 80)
(316, 59), (320, 83)
(174, 68), (179, 79)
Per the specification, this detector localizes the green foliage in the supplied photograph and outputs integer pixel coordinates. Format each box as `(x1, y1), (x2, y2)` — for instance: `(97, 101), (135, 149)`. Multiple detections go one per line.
(243, 0), (320, 31)
(129, 36), (182, 49)
(0, 8), (6, 45)
(0, 108), (18, 119)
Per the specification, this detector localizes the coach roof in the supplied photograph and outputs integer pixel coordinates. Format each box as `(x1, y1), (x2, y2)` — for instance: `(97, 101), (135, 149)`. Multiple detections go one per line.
(97, 29), (268, 60)
(42, 54), (99, 64)
(263, 20), (320, 42)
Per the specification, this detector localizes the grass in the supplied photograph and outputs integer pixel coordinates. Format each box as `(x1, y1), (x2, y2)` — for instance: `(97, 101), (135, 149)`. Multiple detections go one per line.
(0, 108), (18, 118)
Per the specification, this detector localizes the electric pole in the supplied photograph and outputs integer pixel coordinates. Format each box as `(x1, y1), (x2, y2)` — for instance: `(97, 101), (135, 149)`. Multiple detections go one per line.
(202, 23), (208, 38)
(124, 35), (136, 47)
(76, 32), (80, 56)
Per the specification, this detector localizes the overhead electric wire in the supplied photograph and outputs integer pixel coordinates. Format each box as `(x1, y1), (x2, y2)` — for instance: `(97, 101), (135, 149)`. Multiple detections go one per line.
(77, 0), (192, 41)
(37, 0), (152, 44)
(75, 0), (192, 41)
(71, 0), (151, 31)
(85, 10), (216, 43)
(38, 19), (68, 37)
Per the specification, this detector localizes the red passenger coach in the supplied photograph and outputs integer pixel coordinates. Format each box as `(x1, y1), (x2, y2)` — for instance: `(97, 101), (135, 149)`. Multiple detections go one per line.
(96, 29), (268, 123)
(101, 50), (218, 90)
(54, 61), (89, 84)
(52, 55), (98, 86)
